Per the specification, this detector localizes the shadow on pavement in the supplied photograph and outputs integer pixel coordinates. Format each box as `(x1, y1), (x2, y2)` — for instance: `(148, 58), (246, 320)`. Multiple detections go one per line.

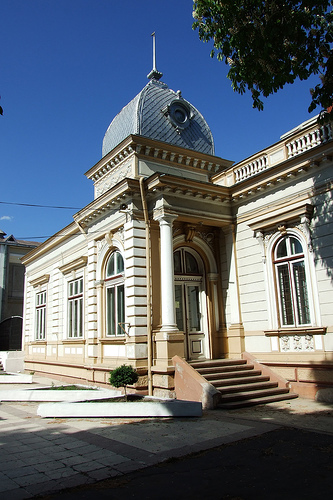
(36, 427), (333, 500)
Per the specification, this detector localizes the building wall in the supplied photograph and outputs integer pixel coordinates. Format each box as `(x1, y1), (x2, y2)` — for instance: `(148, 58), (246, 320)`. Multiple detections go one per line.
(231, 161), (333, 362)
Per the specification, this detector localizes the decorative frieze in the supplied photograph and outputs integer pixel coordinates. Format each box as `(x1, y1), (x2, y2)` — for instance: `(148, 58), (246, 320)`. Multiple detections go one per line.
(280, 334), (314, 352)
(95, 162), (132, 197)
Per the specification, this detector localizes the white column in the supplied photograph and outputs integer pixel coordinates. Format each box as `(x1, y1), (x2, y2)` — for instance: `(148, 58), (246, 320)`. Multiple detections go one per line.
(156, 213), (178, 332)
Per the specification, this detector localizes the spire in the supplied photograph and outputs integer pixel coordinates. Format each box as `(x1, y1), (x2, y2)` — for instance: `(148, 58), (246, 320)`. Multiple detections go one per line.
(147, 32), (163, 80)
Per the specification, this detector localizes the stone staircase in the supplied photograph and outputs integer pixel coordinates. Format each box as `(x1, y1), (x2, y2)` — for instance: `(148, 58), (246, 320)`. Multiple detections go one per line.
(190, 358), (298, 409)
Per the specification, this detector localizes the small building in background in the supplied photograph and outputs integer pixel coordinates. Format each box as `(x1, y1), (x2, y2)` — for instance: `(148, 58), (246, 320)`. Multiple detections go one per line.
(0, 231), (39, 371)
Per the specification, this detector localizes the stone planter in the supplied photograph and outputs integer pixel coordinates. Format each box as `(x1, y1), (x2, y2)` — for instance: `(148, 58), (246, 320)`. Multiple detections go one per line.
(0, 373), (33, 384)
(37, 398), (202, 418)
(0, 388), (121, 402)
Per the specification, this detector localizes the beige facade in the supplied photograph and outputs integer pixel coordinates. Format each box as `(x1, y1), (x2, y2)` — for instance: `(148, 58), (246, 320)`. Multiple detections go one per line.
(22, 100), (333, 398)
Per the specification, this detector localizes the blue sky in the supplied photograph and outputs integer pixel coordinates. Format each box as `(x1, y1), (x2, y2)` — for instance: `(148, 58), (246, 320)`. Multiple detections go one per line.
(0, 0), (320, 242)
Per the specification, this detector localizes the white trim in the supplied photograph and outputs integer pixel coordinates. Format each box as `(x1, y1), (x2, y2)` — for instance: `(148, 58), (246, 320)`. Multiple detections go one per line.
(266, 228), (321, 330)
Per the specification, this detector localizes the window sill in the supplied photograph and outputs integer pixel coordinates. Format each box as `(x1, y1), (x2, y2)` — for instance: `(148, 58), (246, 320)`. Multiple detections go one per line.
(264, 326), (327, 337)
(62, 338), (86, 343)
(99, 337), (126, 344)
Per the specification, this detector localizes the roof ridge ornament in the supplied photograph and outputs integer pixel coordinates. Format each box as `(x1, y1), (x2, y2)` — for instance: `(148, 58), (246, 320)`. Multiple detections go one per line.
(147, 32), (163, 81)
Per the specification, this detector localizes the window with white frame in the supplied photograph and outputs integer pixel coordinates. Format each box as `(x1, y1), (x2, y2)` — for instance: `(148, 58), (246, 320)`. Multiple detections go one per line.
(274, 235), (311, 327)
(105, 250), (125, 336)
(36, 291), (46, 340)
(68, 277), (83, 338)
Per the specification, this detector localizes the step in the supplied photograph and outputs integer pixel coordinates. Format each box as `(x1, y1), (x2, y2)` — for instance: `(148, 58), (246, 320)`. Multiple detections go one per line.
(211, 375), (270, 388)
(217, 392), (298, 410)
(204, 370), (263, 381)
(196, 364), (255, 375)
(217, 381), (278, 395)
(190, 359), (246, 369)
(220, 387), (290, 403)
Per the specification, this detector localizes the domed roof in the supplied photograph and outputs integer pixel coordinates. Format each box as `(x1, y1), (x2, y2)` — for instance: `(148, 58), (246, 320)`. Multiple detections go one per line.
(102, 78), (214, 157)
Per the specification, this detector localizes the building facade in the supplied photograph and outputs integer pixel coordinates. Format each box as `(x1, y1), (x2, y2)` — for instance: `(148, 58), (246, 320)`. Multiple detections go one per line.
(22, 74), (333, 398)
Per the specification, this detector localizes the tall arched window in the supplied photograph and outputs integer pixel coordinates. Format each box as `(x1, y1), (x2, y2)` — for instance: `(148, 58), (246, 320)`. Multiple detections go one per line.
(105, 250), (125, 336)
(274, 235), (311, 327)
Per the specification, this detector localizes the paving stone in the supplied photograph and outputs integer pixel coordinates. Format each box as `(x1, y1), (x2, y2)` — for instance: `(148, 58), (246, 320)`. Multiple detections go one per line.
(41, 449), (76, 460)
(12, 472), (51, 487)
(4, 465), (39, 479)
(0, 458), (29, 471)
(33, 461), (66, 473)
(61, 454), (94, 466)
(22, 479), (60, 497)
(44, 467), (79, 480)
(72, 460), (105, 473)
(113, 460), (149, 474)
(53, 472), (94, 491)
(97, 454), (131, 466)
(86, 468), (116, 481)
(62, 439), (91, 450)
(19, 452), (55, 465)
(47, 436), (78, 446)
(0, 478), (21, 492)
(0, 487), (32, 500)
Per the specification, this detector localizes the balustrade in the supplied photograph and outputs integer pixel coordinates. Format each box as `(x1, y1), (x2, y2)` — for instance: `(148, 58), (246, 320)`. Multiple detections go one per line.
(234, 122), (332, 184)
(286, 123), (332, 158)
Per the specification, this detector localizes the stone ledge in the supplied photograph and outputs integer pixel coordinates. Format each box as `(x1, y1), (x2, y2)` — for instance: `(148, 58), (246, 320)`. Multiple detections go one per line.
(0, 373), (33, 384)
(37, 398), (202, 418)
(0, 388), (121, 402)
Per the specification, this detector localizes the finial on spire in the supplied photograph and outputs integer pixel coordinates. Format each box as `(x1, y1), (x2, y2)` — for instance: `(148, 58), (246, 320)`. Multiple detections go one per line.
(147, 32), (163, 81)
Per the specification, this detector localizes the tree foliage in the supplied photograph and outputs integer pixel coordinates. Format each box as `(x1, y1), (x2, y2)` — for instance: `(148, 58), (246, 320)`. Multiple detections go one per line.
(109, 364), (139, 399)
(193, 1), (333, 120)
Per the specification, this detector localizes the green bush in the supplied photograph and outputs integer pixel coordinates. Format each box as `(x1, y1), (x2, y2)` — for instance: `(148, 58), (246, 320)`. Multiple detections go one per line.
(109, 365), (138, 399)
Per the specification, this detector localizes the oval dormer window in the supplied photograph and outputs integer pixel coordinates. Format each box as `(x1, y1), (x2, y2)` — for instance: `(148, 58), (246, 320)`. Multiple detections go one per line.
(167, 100), (192, 130)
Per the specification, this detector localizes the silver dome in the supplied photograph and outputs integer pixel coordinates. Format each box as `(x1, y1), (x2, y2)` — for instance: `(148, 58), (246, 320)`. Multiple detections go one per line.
(102, 79), (214, 157)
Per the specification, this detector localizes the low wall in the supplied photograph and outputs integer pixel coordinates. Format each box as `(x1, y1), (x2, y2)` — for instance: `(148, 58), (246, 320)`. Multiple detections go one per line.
(172, 355), (220, 410)
(247, 354), (333, 402)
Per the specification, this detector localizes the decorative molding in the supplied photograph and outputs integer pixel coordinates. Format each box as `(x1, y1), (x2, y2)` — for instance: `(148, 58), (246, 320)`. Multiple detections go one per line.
(197, 231), (215, 252)
(300, 215), (313, 252)
(185, 224), (196, 242)
(255, 231), (266, 263)
(95, 163), (132, 197)
(29, 274), (50, 288)
(59, 256), (88, 275)
(265, 326), (326, 336)
(249, 203), (314, 232)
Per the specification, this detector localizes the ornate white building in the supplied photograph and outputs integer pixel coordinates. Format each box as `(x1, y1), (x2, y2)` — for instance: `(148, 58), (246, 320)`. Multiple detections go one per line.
(22, 69), (333, 403)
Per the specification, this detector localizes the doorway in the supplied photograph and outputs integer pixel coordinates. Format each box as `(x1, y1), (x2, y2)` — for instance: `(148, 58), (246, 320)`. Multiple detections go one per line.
(174, 248), (209, 360)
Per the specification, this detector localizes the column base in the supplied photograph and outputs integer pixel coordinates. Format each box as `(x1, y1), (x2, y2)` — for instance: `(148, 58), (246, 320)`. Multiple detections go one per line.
(154, 330), (185, 371)
(226, 323), (245, 358)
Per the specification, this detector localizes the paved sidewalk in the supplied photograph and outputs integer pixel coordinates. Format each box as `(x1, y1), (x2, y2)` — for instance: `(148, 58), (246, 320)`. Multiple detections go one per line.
(0, 376), (332, 499)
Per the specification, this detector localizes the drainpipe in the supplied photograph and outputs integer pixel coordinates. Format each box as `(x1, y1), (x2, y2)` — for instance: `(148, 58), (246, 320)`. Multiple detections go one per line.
(139, 177), (153, 396)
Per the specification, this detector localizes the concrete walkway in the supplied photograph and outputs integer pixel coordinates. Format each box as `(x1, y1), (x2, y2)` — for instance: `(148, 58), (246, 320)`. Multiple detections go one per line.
(0, 376), (332, 499)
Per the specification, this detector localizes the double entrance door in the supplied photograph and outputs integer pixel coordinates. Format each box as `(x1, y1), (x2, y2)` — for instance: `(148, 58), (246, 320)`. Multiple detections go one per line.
(174, 248), (209, 360)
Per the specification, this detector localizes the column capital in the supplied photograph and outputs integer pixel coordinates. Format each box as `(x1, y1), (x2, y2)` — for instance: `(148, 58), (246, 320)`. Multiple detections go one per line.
(153, 209), (178, 225)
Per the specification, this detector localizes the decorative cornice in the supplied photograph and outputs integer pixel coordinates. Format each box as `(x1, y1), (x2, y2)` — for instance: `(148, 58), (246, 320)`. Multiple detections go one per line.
(59, 256), (88, 274)
(265, 327), (327, 336)
(85, 135), (232, 184)
(29, 274), (50, 288)
(73, 178), (139, 228)
(146, 173), (230, 203)
(249, 202), (314, 232)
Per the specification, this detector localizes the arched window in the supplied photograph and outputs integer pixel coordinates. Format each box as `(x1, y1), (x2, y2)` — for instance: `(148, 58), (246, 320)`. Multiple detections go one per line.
(174, 248), (200, 275)
(274, 235), (311, 327)
(105, 250), (125, 336)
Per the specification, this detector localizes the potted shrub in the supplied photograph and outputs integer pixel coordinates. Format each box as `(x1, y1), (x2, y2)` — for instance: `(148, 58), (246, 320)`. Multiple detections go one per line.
(109, 364), (138, 401)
